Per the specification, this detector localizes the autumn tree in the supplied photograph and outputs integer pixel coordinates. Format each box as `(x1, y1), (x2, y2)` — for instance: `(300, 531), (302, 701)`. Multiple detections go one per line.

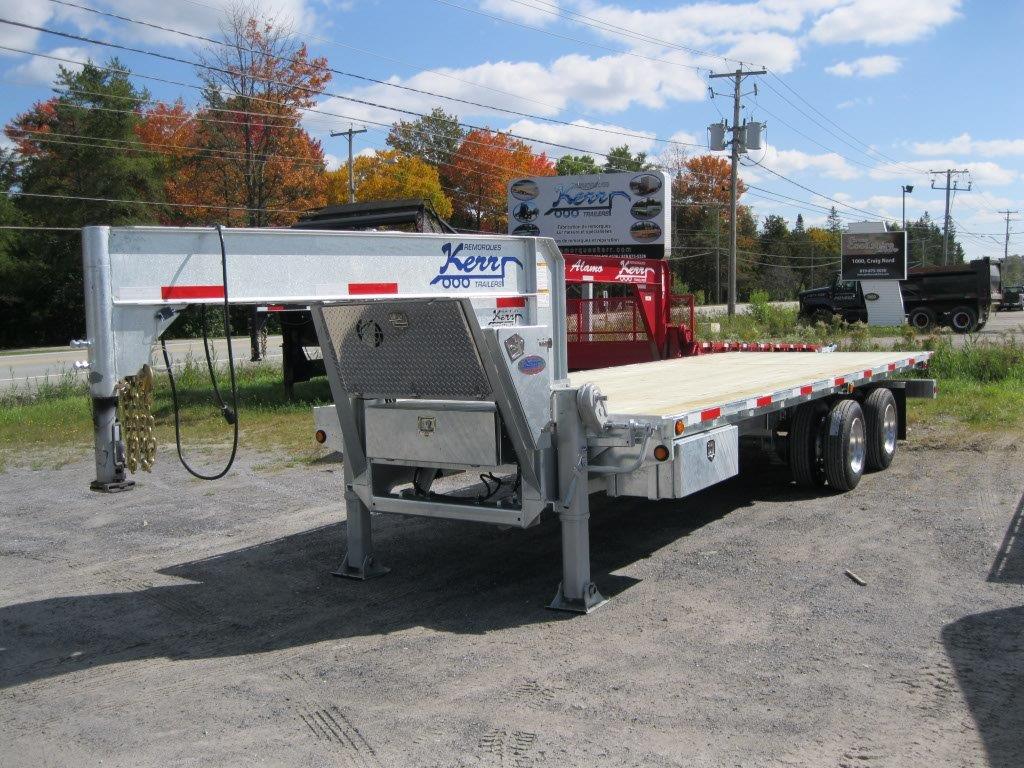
(2, 60), (165, 345)
(154, 7), (331, 227)
(671, 155), (745, 303)
(325, 150), (453, 218)
(555, 153), (600, 175)
(445, 129), (554, 232)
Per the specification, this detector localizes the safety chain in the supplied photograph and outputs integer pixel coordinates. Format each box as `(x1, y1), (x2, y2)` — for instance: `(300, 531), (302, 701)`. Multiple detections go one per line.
(116, 363), (157, 473)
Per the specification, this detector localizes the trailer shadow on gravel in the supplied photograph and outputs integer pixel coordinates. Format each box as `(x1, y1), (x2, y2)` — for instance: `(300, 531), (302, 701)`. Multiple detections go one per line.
(1, 463), (809, 691)
(942, 490), (1024, 768)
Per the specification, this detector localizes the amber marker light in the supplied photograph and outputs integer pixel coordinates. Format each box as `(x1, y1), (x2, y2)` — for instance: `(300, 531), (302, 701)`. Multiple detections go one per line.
(653, 445), (670, 461)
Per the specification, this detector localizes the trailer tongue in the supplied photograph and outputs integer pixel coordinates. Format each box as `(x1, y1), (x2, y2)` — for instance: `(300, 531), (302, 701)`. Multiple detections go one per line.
(79, 226), (934, 613)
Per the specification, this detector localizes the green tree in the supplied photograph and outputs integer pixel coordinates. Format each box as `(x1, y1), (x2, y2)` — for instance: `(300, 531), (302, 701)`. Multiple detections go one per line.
(1, 59), (165, 347)
(555, 153), (600, 175)
(603, 144), (657, 173)
(386, 107), (464, 170)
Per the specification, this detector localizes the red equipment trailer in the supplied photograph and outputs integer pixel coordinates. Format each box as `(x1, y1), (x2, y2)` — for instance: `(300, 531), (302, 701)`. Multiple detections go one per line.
(563, 254), (820, 370)
(564, 254), (698, 369)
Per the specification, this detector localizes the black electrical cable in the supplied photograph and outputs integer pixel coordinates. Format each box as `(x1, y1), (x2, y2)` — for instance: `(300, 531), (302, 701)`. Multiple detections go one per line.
(160, 224), (239, 480)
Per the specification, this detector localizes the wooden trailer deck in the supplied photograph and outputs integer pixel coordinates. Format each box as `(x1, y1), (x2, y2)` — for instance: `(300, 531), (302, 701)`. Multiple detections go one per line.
(570, 351), (927, 419)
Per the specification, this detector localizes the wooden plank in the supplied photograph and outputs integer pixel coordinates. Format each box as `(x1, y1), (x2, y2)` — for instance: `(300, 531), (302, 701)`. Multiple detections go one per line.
(570, 351), (920, 417)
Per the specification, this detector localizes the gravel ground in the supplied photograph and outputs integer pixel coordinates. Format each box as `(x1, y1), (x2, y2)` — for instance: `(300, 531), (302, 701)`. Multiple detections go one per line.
(1, 435), (1021, 768)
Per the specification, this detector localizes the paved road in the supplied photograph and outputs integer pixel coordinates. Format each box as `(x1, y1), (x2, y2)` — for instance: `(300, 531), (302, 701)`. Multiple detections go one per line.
(0, 336), (284, 393)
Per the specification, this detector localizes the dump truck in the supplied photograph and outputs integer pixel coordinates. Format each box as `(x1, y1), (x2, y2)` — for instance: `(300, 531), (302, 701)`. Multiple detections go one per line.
(798, 257), (1002, 332)
(78, 226), (935, 613)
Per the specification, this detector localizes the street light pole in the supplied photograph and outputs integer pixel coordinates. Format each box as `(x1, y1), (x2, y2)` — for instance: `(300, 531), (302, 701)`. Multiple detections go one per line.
(901, 184), (914, 231)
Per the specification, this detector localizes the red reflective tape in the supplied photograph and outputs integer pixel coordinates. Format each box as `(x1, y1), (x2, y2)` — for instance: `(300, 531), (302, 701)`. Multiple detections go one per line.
(161, 284), (224, 300)
(888, 363), (897, 371)
(268, 304), (285, 312)
(800, 385), (813, 395)
(700, 407), (721, 421)
(496, 297), (526, 308)
(756, 395), (772, 407)
(864, 369), (873, 378)
(348, 282), (398, 295)
(835, 377), (846, 386)
(908, 357), (916, 365)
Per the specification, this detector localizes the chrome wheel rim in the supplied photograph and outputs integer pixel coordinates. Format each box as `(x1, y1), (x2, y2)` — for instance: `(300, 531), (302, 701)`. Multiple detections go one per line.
(882, 402), (897, 455)
(849, 416), (866, 475)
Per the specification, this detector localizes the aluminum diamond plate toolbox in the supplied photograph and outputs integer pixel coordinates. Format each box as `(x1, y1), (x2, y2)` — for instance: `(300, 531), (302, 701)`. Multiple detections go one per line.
(321, 299), (492, 400)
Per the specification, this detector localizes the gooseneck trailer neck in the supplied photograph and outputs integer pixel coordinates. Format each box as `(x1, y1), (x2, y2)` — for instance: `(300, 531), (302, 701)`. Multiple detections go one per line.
(79, 226), (934, 613)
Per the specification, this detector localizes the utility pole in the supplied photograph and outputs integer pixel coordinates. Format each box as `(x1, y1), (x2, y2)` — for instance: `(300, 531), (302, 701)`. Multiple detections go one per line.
(708, 67), (766, 316)
(999, 210), (1018, 260)
(930, 169), (971, 265)
(331, 125), (367, 203)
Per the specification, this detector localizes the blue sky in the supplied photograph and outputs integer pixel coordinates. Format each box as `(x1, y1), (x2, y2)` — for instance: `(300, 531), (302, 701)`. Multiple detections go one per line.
(1, 0), (1021, 258)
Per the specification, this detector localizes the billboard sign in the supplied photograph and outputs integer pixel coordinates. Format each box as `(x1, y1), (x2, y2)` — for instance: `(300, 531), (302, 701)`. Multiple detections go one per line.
(841, 231), (907, 281)
(507, 171), (671, 258)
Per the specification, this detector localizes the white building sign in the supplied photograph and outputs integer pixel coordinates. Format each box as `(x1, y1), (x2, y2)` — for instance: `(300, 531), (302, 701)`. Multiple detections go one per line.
(507, 171), (671, 259)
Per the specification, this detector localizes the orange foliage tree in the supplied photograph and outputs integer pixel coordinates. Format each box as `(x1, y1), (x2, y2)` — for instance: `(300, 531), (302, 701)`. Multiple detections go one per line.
(140, 11), (330, 226)
(444, 129), (554, 232)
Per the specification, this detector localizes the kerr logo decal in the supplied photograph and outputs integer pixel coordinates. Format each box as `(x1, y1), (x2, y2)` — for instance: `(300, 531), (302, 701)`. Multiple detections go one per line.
(431, 242), (524, 289)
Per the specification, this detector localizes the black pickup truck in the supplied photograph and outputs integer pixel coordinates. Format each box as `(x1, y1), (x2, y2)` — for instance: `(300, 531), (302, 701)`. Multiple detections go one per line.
(999, 285), (1023, 311)
(798, 258), (1002, 333)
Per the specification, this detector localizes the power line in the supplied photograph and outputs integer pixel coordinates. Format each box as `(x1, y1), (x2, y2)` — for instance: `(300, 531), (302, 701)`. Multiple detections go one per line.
(0, 16), (698, 163)
(44, 0), (701, 150)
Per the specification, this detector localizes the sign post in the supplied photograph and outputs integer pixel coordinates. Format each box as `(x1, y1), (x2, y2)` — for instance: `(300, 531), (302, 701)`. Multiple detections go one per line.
(841, 225), (907, 326)
(507, 171), (671, 260)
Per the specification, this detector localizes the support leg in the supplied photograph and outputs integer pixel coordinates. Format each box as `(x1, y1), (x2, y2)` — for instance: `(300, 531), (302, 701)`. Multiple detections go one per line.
(549, 389), (605, 613)
(333, 488), (389, 580)
(89, 396), (134, 493)
(549, 497), (606, 613)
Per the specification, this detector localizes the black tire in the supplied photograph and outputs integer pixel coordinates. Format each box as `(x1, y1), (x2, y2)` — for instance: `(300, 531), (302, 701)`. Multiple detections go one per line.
(789, 401), (827, 488)
(948, 305), (978, 333)
(863, 388), (898, 471)
(907, 306), (936, 332)
(823, 399), (866, 492)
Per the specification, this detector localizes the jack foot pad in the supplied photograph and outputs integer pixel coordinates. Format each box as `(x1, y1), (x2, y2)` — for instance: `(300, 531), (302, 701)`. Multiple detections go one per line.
(90, 479), (136, 493)
(332, 553), (390, 580)
(548, 581), (607, 614)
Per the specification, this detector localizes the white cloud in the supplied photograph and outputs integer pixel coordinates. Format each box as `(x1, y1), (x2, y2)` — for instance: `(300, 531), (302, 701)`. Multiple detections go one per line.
(826, 55), (901, 78)
(324, 153), (342, 171)
(6, 46), (91, 86)
(752, 143), (861, 180)
(725, 33), (801, 72)
(837, 96), (875, 110)
(504, 118), (658, 159)
(911, 133), (1024, 158)
(57, 0), (319, 48)
(313, 50), (708, 132)
(809, 0), (961, 45)
(0, 1), (54, 54)
(867, 158), (1018, 187)
(479, 0), (558, 24)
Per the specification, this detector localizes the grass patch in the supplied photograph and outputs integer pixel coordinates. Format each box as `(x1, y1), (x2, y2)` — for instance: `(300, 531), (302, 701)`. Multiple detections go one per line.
(0, 357), (334, 463)
(696, 291), (906, 346)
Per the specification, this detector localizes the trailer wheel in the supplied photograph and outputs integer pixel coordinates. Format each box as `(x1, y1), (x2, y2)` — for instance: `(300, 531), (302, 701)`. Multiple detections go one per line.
(789, 401), (827, 488)
(949, 305), (978, 333)
(907, 306), (936, 331)
(823, 399), (866, 492)
(863, 388), (898, 471)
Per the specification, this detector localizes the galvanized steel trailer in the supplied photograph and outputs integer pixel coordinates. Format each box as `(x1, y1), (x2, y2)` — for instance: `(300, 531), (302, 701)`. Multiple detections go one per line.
(79, 226), (934, 613)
